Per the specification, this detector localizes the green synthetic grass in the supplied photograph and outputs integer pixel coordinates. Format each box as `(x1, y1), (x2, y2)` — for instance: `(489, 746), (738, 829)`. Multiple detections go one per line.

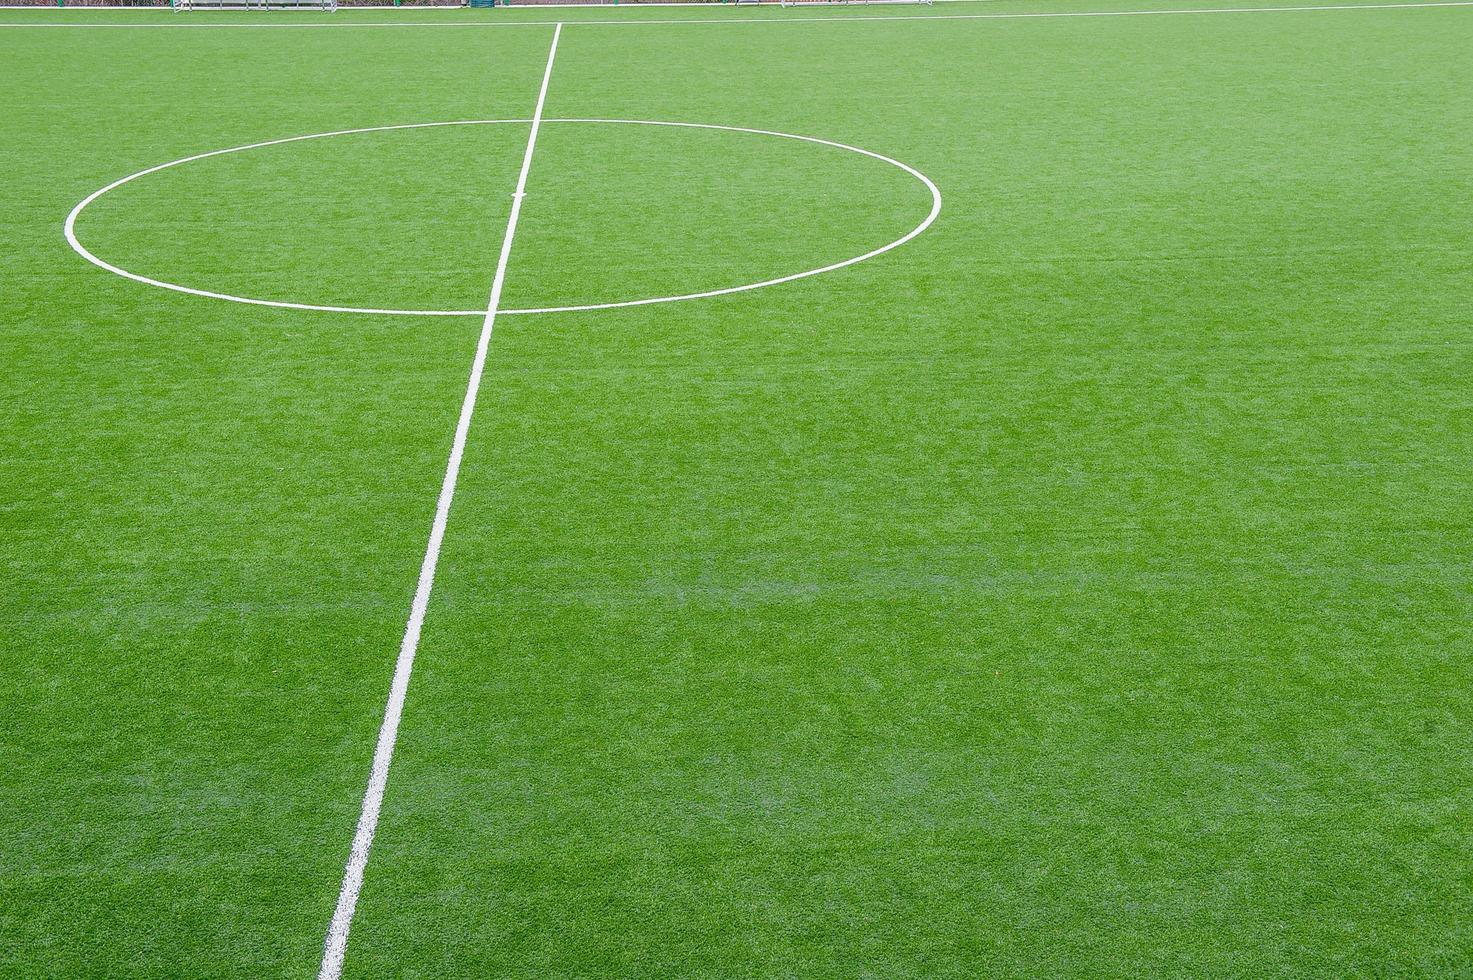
(3, 2), (1472, 976)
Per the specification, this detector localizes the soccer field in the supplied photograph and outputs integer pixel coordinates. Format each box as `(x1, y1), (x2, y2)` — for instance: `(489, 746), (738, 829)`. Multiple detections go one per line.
(3, 1), (1472, 975)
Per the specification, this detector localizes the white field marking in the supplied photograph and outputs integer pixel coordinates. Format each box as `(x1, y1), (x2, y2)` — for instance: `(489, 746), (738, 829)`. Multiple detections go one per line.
(0, 0), (991, 6)
(509, 118), (942, 315)
(63, 119), (526, 318)
(65, 118), (939, 316)
(5, 0), (1473, 26)
(315, 22), (562, 980)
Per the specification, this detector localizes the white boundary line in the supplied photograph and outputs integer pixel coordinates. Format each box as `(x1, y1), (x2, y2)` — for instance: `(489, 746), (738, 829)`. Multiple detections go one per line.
(315, 21), (562, 980)
(0, 0), (985, 6)
(6, 0), (1473, 26)
(64, 118), (942, 317)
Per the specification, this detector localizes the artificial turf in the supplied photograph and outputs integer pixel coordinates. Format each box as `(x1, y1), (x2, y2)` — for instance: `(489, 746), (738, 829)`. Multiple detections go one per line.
(2, 1), (1472, 976)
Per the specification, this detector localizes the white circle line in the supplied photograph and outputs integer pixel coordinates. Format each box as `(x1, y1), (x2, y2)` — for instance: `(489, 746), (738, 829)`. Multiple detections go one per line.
(63, 119), (525, 317)
(64, 118), (942, 317)
(504, 119), (943, 315)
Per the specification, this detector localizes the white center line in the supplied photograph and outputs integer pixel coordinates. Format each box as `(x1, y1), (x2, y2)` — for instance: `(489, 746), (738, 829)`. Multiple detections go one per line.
(315, 21), (563, 980)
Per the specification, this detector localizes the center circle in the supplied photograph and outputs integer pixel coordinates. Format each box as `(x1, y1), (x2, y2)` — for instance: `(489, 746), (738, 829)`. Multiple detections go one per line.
(65, 119), (941, 317)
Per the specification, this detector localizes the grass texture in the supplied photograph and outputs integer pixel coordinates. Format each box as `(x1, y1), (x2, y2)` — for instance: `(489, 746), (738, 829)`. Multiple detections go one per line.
(2, 2), (1472, 976)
